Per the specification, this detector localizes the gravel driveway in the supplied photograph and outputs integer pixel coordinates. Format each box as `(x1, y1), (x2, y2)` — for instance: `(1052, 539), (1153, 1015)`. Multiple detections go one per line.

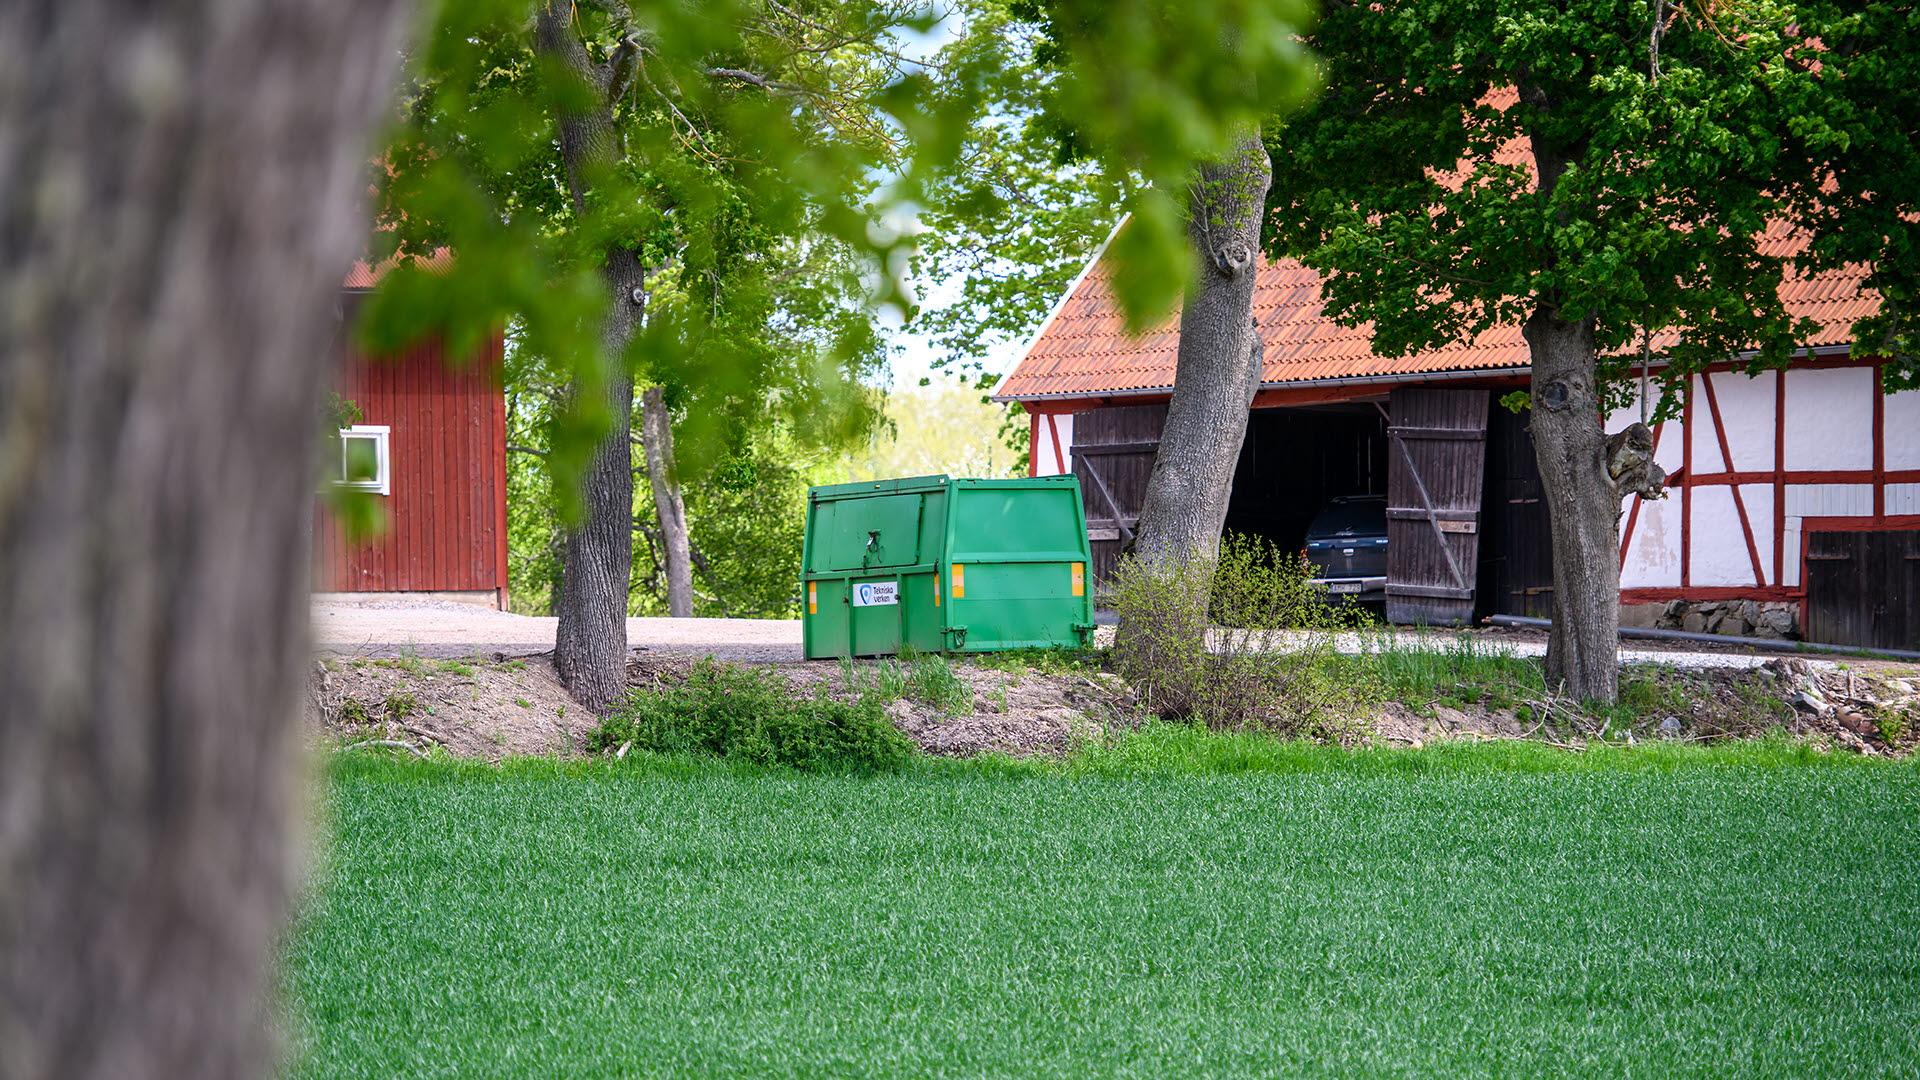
(313, 600), (804, 662)
(313, 599), (1839, 672)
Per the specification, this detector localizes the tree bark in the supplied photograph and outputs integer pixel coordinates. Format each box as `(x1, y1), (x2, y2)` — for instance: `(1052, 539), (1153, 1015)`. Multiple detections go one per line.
(0, 4), (407, 1079)
(1525, 304), (1621, 702)
(537, 0), (646, 714)
(552, 365), (636, 714)
(1130, 133), (1272, 569)
(641, 386), (695, 618)
(1521, 87), (1619, 704)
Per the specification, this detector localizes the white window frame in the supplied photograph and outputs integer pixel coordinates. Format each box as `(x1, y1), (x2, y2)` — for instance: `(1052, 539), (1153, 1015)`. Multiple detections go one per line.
(335, 425), (392, 496)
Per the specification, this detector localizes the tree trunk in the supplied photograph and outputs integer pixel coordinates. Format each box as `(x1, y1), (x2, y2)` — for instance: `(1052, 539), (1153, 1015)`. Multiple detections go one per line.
(552, 366), (636, 714)
(1520, 86), (1619, 705)
(0, 4), (407, 1079)
(1130, 133), (1272, 569)
(537, 1), (646, 714)
(641, 386), (695, 618)
(1525, 304), (1621, 703)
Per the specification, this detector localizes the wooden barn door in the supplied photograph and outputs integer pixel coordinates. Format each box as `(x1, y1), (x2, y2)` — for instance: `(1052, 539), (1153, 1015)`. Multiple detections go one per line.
(1476, 406), (1554, 617)
(1071, 403), (1167, 584)
(1385, 388), (1490, 625)
(1804, 529), (1920, 649)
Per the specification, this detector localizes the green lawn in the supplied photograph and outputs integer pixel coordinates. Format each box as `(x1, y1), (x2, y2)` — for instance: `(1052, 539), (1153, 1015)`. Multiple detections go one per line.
(286, 752), (1920, 1079)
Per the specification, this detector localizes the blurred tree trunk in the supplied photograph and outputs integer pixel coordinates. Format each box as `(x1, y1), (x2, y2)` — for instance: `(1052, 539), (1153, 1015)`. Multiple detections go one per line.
(0, 3), (407, 1079)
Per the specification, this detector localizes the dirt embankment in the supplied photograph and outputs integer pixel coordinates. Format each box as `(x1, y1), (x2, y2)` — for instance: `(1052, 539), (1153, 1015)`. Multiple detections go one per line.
(310, 653), (1142, 763)
(310, 649), (1919, 763)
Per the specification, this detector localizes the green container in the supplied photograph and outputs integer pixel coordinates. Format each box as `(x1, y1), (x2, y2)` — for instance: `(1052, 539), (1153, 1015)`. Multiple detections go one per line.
(800, 474), (1096, 658)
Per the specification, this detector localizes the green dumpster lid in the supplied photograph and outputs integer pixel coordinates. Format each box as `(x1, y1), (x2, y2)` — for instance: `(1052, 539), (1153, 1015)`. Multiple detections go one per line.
(807, 474), (1083, 501)
(808, 474), (951, 500)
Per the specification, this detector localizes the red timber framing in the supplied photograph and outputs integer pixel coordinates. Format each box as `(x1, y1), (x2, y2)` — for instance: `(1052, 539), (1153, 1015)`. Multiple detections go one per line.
(1618, 354), (1906, 614)
(1023, 406), (1079, 477)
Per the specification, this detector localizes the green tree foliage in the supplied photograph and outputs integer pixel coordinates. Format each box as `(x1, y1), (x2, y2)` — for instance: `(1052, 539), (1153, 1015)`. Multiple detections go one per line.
(909, 5), (1125, 386)
(503, 357), (820, 619)
(366, 0), (1322, 632)
(1266, 0), (1841, 395)
(1006, 0), (1321, 329)
(366, 0), (901, 486)
(831, 375), (1024, 482)
(912, 0), (1320, 380)
(1262, 0), (1848, 701)
(1792, 2), (1920, 382)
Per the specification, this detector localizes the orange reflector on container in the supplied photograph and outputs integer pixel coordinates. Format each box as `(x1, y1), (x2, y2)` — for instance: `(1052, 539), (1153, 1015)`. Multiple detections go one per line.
(951, 564), (965, 598)
(1071, 562), (1085, 596)
(933, 575), (941, 607)
(808, 581), (817, 614)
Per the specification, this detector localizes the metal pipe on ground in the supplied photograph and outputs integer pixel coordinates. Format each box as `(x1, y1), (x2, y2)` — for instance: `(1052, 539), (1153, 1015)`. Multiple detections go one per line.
(1485, 614), (1920, 663)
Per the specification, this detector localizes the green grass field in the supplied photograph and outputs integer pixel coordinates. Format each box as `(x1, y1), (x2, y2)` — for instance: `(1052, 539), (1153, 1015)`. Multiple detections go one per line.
(286, 749), (1920, 1079)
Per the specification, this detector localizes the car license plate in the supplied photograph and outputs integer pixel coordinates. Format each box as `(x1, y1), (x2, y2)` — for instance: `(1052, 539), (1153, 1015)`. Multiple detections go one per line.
(1329, 582), (1362, 594)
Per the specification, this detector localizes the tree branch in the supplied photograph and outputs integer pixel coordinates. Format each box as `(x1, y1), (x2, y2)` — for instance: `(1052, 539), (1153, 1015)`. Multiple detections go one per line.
(706, 67), (817, 96)
(606, 36), (640, 103)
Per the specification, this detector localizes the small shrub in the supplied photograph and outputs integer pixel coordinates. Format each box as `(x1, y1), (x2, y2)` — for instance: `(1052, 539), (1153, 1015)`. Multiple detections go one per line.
(1871, 705), (1907, 746)
(1108, 534), (1374, 739)
(384, 691), (421, 721)
(592, 659), (914, 772)
(337, 699), (375, 728)
(907, 653), (970, 713)
(840, 656), (908, 702)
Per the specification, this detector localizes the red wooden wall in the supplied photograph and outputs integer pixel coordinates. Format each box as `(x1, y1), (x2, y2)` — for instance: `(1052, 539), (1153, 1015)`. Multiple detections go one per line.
(313, 323), (509, 603)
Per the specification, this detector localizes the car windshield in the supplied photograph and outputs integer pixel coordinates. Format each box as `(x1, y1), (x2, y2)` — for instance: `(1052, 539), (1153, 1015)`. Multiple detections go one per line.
(1308, 497), (1386, 538)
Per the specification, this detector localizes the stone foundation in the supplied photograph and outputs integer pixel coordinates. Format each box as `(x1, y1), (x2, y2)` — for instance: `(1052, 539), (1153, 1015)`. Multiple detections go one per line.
(1638, 598), (1800, 640)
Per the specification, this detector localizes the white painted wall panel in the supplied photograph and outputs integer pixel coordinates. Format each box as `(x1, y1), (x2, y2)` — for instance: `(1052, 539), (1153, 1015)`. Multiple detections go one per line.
(1783, 517), (1802, 586)
(1784, 483), (1874, 517)
(1887, 483), (1920, 515)
(1690, 374), (1728, 474)
(1784, 366), (1873, 470)
(1604, 399), (1641, 432)
(1036, 413), (1073, 476)
(1740, 484), (1775, 583)
(1884, 386), (1920, 470)
(1708, 370), (1778, 473)
(1689, 486), (1759, 586)
(1621, 495), (1681, 588)
(1655, 418), (1684, 473)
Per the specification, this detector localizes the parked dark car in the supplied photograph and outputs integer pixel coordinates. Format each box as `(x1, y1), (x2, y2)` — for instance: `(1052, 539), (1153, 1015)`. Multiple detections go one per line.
(1303, 494), (1388, 597)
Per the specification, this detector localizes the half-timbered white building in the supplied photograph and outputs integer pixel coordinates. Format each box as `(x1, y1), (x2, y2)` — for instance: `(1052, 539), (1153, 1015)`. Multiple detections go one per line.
(993, 230), (1916, 647)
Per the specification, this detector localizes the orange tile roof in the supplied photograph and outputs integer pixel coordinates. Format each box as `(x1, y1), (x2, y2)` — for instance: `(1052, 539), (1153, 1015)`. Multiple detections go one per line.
(343, 247), (453, 289)
(998, 219), (1880, 403)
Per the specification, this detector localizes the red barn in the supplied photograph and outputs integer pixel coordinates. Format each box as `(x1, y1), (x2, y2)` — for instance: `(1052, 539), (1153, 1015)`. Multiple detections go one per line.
(313, 263), (510, 609)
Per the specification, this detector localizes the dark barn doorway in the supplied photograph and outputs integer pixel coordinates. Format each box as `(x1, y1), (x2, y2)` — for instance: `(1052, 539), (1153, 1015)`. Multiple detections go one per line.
(1477, 405), (1554, 619)
(1224, 403), (1390, 558)
(1071, 394), (1550, 625)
